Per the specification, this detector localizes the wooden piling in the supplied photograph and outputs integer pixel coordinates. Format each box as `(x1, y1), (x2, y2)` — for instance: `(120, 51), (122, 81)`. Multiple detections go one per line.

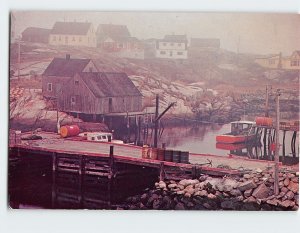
(282, 130), (286, 156)
(159, 162), (165, 181)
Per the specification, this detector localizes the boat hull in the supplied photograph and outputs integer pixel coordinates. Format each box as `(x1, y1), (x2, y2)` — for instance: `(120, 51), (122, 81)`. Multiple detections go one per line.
(216, 134), (256, 144)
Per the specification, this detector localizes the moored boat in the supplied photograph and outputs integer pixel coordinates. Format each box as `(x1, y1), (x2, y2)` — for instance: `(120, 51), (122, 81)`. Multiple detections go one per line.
(216, 121), (256, 144)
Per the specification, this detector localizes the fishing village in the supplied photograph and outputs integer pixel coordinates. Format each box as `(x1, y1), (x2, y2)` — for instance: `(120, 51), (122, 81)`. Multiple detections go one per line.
(8, 12), (299, 211)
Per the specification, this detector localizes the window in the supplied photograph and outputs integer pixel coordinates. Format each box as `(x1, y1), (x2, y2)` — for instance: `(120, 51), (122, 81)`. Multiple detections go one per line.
(160, 51), (166, 55)
(102, 136), (107, 139)
(177, 52), (183, 55)
(269, 59), (275, 65)
(53, 36), (56, 41)
(71, 96), (76, 105)
(291, 60), (300, 66)
(74, 80), (79, 85)
(91, 137), (95, 140)
(47, 83), (52, 92)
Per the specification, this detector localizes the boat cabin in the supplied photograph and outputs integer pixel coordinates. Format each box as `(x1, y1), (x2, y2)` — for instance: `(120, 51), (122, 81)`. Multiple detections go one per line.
(230, 121), (256, 136)
(87, 132), (113, 142)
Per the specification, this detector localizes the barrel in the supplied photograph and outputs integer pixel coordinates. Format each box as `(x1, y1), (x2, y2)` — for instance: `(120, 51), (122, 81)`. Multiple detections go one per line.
(180, 151), (189, 164)
(157, 148), (165, 161)
(142, 145), (150, 159)
(60, 125), (80, 138)
(164, 150), (173, 162)
(255, 117), (273, 127)
(172, 150), (181, 163)
(150, 148), (158, 160)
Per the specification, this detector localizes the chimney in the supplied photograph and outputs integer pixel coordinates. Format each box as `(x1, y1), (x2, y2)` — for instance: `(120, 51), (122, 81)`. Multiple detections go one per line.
(66, 54), (70, 60)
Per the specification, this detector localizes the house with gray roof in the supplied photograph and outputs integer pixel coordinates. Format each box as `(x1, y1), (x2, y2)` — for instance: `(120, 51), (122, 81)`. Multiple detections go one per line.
(49, 21), (96, 47)
(43, 54), (142, 115)
(155, 34), (188, 59)
(57, 71), (142, 115)
(42, 54), (98, 99)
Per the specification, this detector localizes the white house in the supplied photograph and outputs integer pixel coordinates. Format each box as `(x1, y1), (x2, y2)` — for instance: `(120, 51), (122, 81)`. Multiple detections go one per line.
(49, 22), (97, 47)
(155, 35), (188, 59)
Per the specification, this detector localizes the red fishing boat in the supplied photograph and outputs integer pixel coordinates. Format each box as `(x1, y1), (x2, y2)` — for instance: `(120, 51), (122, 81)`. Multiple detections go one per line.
(216, 121), (256, 144)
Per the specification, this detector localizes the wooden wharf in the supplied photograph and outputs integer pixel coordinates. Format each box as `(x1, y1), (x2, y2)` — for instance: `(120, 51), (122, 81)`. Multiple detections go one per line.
(9, 131), (297, 180)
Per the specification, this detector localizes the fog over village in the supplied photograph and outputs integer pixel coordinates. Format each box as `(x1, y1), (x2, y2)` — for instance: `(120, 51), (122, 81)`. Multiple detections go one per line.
(8, 11), (299, 211)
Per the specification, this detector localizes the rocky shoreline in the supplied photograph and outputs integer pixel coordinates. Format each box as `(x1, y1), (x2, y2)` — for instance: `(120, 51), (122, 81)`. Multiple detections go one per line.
(120, 169), (299, 210)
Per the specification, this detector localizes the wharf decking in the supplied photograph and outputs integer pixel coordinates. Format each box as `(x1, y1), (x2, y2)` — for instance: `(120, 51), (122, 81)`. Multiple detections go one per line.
(9, 132), (297, 179)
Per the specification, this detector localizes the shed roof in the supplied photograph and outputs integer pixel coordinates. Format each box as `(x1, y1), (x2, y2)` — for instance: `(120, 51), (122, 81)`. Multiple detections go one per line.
(51, 22), (92, 35)
(80, 72), (142, 98)
(43, 57), (91, 76)
(97, 24), (130, 40)
(22, 27), (51, 37)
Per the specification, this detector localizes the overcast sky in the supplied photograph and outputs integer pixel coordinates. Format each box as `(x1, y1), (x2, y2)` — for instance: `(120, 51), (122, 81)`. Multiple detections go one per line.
(12, 11), (300, 55)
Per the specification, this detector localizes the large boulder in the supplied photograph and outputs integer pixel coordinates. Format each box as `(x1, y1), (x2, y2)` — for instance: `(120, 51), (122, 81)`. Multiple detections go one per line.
(252, 183), (270, 199)
(287, 181), (299, 194)
(238, 180), (257, 192)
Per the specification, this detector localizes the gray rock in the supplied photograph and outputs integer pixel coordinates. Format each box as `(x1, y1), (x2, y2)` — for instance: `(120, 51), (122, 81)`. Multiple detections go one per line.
(252, 183), (270, 199)
(266, 199), (278, 206)
(286, 191), (295, 200)
(174, 202), (185, 210)
(283, 178), (290, 187)
(230, 189), (242, 197)
(198, 190), (208, 197)
(244, 189), (253, 198)
(158, 181), (167, 189)
(176, 190), (184, 195)
(179, 179), (198, 187)
(221, 200), (236, 210)
(184, 192), (192, 198)
(178, 184), (185, 190)
(168, 183), (177, 189)
(295, 195), (299, 205)
(281, 186), (288, 194)
(207, 193), (217, 199)
(199, 175), (208, 182)
(287, 181), (299, 193)
(244, 196), (256, 203)
(243, 174), (251, 179)
(279, 200), (293, 208)
(238, 180), (257, 192)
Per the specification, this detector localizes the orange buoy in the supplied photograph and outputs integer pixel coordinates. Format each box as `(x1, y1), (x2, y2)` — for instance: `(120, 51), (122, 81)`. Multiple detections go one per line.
(60, 125), (80, 138)
(255, 117), (273, 127)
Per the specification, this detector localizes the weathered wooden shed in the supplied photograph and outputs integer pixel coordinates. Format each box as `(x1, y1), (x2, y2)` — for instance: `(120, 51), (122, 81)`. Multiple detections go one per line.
(21, 27), (51, 43)
(42, 55), (98, 99)
(57, 72), (143, 115)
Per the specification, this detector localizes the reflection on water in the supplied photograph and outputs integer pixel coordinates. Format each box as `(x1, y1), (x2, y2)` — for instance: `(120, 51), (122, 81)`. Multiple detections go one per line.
(8, 153), (157, 209)
(160, 124), (299, 165)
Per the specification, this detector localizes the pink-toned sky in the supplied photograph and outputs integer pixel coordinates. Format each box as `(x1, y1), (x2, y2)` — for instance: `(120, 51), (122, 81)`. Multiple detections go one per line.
(12, 11), (300, 55)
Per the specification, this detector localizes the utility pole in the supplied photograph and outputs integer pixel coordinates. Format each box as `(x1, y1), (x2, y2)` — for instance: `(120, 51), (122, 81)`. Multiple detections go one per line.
(154, 94), (159, 148)
(17, 38), (21, 80)
(274, 89), (281, 195)
(153, 94), (176, 148)
(265, 85), (272, 117)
